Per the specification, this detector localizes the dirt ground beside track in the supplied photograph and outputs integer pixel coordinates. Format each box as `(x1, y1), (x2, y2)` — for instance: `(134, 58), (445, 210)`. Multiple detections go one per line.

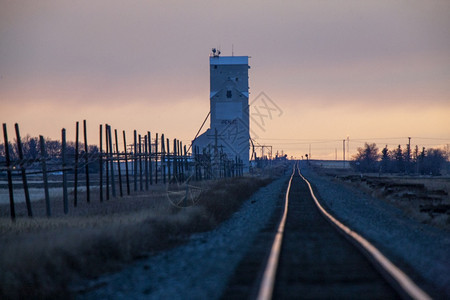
(313, 167), (450, 230)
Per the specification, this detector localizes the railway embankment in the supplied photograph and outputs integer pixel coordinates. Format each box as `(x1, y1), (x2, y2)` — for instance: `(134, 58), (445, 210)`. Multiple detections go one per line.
(0, 174), (275, 299)
(75, 173), (290, 299)
(301, 164), (450, 298)
(22, 160), (447, 299)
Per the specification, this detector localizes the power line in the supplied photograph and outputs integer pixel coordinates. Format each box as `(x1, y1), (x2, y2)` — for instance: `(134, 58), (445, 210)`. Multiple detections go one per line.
(257, 138), (341, 141)
(411, 137), (450, 140)
(258, 136), (450, 142)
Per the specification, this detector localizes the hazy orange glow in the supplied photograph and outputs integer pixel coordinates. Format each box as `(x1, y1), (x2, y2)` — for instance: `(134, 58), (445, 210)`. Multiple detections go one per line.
(1, 1), (449, 159)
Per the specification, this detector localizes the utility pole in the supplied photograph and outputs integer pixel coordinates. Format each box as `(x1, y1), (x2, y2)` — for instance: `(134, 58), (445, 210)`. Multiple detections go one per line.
(407, 136), (411, 174)
(309, 144), (311, 160)
(343, 139), (346, 168)
(347, 136), (350, 159)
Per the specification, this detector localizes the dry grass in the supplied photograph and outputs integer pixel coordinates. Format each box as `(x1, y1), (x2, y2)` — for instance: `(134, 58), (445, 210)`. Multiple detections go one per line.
(0, 176), (273, 299)
(314, 167), (450, 230)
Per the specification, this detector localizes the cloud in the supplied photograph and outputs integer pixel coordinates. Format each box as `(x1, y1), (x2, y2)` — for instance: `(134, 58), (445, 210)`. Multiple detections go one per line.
(1, 0), (449, 158)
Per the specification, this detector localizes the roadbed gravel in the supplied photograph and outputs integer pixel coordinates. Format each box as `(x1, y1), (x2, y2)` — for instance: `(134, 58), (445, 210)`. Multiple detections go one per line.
(76, 163), (450, 299)
(300, 163), (450, 298)
(75, 174), (290, 299)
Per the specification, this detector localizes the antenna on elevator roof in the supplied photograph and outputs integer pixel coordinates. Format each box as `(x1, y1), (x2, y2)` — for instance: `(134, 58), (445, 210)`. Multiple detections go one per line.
(211, 48), (220, 57)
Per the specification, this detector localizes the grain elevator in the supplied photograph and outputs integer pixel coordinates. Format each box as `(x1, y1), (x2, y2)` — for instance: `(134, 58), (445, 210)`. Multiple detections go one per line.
(192, 49), (250, 171)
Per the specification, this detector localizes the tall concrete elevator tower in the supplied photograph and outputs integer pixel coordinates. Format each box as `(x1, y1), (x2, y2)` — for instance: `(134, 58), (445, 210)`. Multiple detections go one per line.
(193, 49), (250, 171)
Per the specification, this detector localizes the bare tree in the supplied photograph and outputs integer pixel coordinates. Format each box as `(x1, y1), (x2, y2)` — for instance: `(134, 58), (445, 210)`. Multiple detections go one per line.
(394, 145), (404, 173)
(352, 143), (380, 172)
(380, 145), (390, 173)
(423, 148), (446, 175)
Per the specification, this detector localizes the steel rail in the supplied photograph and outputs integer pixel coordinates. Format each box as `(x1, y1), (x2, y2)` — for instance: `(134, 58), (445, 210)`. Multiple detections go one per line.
(256, 163), (296, 300)
(297, 165), (431, 300)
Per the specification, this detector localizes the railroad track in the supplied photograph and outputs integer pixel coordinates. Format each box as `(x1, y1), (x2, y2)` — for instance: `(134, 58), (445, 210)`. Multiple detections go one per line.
(223, 163), (431, 300)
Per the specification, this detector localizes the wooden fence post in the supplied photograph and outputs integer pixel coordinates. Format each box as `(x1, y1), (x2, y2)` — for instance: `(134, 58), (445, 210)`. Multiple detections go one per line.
(3, 124), (15, 220)
(134, 130), (138, 191)
(139, 135), (144, 191)
(15, 123), (32, 216)
(155, 133), (158, 184)
(179, 140), (182, 180)
(194, 146), (199, 181)
(207, 146), (212, 179)
(179, 141), (183, 180)
(240, 158), (242, 176)
(222, 152), (225, 178)
(74, 121), (79, 207)
(178, 140), (181, 180)
(148, 132), (152, 185)
(231, 158), (235, 177)
(39, 135), (51, 217)
(144, 135), (149, 190)
(62, 128), (69, 214)
(167, 137), (171, 183)
(184, 144), (187, 180)
(198, 146), (201, 181)
(199, 146), (202, 181)
(177, 140), (180, 180)
(108, 125), (116, 197)
(173, 139), (177, 181)
(200, 146), (203, 180)
(194, 146), (197, 181)
(105, 124), (110, 200)
(238, 156), (241, 177)
(123, 130), (131, 195)
(99, 125), (103, 202)
(139, 134), (143, 191)
(203, 147), (206, 180)
(161, 133), (166, 184)
(177, 140), (184, 181)
(83, 120), (90, 203)
(178, 140), (182, 180)
(200, 147), (204, 180)
(115, 129), (123, 197)
(193, 146), (196, 181)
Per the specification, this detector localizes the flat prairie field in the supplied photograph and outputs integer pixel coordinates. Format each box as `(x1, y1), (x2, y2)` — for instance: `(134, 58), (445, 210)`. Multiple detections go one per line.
(0, 176), (273, 299)
(315, 167), (450, 230)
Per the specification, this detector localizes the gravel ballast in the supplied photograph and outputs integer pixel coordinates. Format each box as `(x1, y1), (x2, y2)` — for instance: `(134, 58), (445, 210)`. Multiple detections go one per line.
(76, 174), (290, 299)
(300, 163), (450, 298)
(77, 163), (450, 299)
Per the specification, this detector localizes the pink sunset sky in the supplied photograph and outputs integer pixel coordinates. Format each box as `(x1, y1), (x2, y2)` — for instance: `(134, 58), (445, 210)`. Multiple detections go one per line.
(1, 0), (449, 159)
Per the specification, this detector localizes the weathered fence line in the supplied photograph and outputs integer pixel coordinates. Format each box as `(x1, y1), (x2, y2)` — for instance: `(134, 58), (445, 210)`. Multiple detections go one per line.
(2, 124), (15, 220)
(123, 130), (131, 195)
(1, 121), (244, 221)
(15, 123), (32, 216)
(115, 129), (123, 197)
(74, 121), (79, 207)
(39, 135), (51, 217)
(84, 120), (90, 203)
(62, 128), (68, 214)
(99, 124), (103, 202)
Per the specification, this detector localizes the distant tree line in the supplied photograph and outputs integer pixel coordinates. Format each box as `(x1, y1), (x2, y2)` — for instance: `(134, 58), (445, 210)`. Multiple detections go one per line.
(0, 135), (100, 173)
(351, 143), (449, 175)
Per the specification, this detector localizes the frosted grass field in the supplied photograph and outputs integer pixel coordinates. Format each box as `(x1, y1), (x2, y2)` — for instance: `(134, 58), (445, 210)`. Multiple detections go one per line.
(0, 174), (275, 298)
(0, 186), (87, 205)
